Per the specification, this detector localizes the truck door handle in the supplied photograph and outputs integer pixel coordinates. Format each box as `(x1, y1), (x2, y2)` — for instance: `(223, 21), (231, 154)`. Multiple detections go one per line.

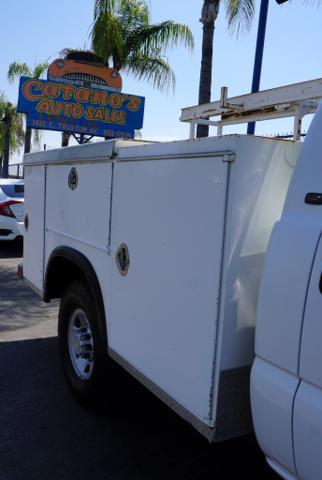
(319, 274), (322, 294)
(305, 193), (322, 205)
(24, 214), (29, 231)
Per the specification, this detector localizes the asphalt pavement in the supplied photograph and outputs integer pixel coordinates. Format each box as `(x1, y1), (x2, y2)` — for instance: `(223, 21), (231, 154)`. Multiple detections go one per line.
(0, 240), (280, 480)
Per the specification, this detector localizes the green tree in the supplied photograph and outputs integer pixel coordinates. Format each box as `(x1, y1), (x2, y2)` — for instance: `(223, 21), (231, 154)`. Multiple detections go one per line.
(0, 94), (24, 178)
(197, 0), (254, 138)
(8, 61), (49, 153)
(91, 0), (194, 92)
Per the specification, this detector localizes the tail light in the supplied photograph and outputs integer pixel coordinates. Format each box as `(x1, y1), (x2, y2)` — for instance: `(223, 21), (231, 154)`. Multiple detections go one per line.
(17, 263), (24, 279)
(0, 201), (22, 218)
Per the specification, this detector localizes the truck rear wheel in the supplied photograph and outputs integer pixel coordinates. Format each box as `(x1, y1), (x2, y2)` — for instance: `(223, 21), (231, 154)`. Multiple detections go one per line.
(58, 281), (108, 405)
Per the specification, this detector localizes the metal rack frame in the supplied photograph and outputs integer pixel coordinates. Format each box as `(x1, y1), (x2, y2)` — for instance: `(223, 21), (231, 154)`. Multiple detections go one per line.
(180, 78), (322, 141)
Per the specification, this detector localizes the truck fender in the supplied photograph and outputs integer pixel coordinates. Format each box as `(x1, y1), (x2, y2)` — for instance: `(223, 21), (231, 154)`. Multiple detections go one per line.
(44, 246), (107, 346)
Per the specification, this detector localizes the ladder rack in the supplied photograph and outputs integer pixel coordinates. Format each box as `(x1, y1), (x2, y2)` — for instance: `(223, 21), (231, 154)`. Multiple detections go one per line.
(180, 78), (322, 140)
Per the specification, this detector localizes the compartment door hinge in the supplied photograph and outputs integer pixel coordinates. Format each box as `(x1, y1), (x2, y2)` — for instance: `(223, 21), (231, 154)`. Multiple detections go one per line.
(223, 152), (235, 163)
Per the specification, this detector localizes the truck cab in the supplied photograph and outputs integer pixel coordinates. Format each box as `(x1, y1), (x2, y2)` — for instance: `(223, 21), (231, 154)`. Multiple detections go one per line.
(251, 103), (322, 480)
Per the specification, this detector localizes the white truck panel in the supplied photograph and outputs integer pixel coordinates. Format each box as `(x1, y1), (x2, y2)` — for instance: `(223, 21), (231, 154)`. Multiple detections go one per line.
(292, 237), (322, 480)
(293, 381), (322, 480)
(110, 156), (228, 423)
(216, 138), (299, 372)
(45, 163), (112, 250)
(299, 235), (322, 387)
(255, 106), (322, 375)
(255, 218), (320, 374)
(251, 357), (298, 476)
(210, 138), (299, 436)
(23, 165), (46, 293)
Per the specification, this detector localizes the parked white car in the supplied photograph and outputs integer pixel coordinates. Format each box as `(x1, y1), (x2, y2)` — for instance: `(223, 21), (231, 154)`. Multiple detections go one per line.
(0, 179), (24, 241)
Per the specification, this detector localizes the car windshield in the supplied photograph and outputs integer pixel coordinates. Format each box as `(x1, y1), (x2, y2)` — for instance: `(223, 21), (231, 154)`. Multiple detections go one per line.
(1, 184), (24, 199)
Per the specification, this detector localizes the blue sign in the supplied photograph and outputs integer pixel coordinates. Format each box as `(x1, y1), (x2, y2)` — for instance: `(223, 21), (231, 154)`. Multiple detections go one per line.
(17, 77), (145, 139)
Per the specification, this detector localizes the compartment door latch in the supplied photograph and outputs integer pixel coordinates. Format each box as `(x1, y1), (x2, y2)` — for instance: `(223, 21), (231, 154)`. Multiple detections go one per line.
(115, 243), (130, 276)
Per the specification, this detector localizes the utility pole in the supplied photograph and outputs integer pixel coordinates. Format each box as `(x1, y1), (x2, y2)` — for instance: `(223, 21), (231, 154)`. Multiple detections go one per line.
(247, 0), (289, 135)
(247, 0), (269, 135)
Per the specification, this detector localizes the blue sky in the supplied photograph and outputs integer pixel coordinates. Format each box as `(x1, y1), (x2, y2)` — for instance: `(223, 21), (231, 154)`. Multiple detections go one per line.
(1, 0), (322, 161)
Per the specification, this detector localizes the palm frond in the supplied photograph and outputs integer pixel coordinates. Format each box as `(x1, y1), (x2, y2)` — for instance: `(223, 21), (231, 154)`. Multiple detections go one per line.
(0, 92), (6, 117)
(118, 0), (149, 31)
(225, 0), (255, 36)
(94, 0), (118, 20)
(124, 51), (175, 93)
(33, 61), (49, 79)
(91, 9), (124, 66)
(133, 21), (194, 55)
(8, 62), (32, 82)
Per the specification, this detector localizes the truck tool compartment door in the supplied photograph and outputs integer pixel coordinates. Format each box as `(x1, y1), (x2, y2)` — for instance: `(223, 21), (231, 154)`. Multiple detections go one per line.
(110, 155), (229, 424)
(23, 165), (46, 292)
(44, 162), (113, 306)
(293, 235), (322, 480)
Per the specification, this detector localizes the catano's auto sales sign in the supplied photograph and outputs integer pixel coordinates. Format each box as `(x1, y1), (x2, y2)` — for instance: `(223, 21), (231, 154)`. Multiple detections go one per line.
(17, 76), (145, 139)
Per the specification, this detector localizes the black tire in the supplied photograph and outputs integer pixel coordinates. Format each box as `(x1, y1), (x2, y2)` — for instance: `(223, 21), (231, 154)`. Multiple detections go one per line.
(58, 281), (108, 405)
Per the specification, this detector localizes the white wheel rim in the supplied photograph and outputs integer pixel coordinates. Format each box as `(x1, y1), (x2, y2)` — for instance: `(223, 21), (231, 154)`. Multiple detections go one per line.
(67, 307), (94, 380)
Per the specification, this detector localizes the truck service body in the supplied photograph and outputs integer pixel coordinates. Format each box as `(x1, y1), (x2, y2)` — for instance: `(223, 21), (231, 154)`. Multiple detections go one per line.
(22, 81), (322, 480)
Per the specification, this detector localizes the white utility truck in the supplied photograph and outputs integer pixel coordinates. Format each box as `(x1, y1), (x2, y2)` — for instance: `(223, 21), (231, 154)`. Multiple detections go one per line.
(22, 79), (322, 480)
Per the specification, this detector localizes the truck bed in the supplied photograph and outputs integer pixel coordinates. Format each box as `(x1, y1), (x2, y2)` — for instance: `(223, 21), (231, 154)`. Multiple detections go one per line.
(23, 134), (300, 440)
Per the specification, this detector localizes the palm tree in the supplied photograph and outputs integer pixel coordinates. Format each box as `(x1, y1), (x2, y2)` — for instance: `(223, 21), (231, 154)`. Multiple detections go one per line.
(91, 0), (194, 93)
(8, 61), (49, 153)
(197, 0), (254, 138)
(0, 94), (24, 178)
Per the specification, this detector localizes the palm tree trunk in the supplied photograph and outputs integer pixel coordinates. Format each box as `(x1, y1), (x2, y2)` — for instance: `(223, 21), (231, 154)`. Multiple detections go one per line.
(2, 115), (12, 178)
(197, 0), (219, 138)
(24, 126), (32, 154)
(62, 132), (71, 147)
